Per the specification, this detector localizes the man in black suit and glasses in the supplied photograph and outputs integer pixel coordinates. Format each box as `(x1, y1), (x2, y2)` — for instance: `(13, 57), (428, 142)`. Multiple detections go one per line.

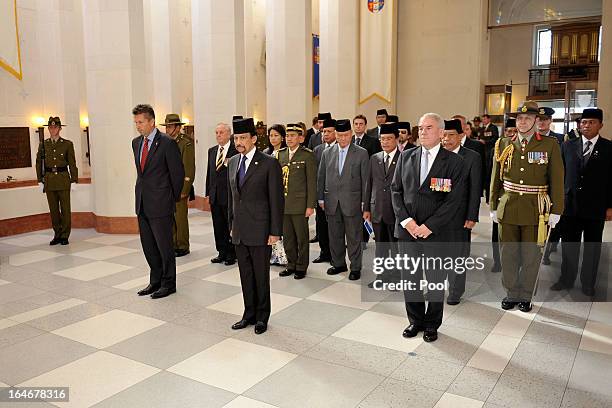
(228, 118), (284, 335)
(132, 104), (185, 299)
(206, 123), (239, 265)
(392, 113), (466, 342)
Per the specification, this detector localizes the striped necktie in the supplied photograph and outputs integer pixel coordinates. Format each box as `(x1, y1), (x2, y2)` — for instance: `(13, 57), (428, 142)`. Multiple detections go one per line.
(216, 146), (224, 170)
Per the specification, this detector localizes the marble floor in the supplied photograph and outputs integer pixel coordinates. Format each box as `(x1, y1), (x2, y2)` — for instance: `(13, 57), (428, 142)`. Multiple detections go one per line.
(0, 207), (611, 408)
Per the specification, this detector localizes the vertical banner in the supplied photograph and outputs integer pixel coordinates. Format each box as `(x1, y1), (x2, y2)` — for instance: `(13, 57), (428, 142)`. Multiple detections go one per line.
(359, 0), (393, 103)
(313, 34), (320, 98)
(0, 0), (22, 80)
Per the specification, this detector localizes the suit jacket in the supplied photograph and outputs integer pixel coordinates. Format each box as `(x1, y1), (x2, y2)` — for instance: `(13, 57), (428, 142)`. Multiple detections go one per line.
(317, 143), (369, 217)
(463, 137), (486, 195)
(364, 150), (400, 224)
(304, 127), (316, 147)
(391, 146), (467, 240)
(132, 129), (184, 218)
(352, 134), (382, 157)
(228, 150), (284, 246)
(545, 130), (565, 145)
(308, 131), (322, 150)
(367, 127), (380, 139)
(562, 136), (612, 220)
(457, 146), (482, 222)
(205, 142), (238, 206)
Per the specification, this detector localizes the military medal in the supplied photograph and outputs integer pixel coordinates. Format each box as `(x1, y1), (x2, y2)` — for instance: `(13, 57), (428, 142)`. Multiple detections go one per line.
(430, 178), (452, 192)
(528, 151), (548, 164)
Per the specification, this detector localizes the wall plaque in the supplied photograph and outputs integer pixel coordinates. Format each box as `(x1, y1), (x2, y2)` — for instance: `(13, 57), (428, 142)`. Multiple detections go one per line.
(0, 127), (32, 169)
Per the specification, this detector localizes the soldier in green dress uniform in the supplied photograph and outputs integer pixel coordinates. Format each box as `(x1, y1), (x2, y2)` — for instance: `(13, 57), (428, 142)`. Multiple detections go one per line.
(161, 114), (195, 257)
(490, 101), (564, 312)
(276, 124), (317, 279)
(35, 117), (78, 245)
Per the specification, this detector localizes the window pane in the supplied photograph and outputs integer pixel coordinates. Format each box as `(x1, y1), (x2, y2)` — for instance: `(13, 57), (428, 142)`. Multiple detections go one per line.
(537, 29), (552, 66)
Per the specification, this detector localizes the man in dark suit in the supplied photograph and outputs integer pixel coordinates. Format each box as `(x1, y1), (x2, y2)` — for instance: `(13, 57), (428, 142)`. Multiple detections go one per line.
(352, 114), (382, 156)
(364, 123), (400, 287)
(206, 122), (239, 265)
(228, 118), (284, 335)
(442, 119), (482, 305)
(551, 108), (612, 297)
(478, 114), (499, 201)
(132, 104), (185, 299)
(391, 113), (466, 342)
(312, 119), (337, 264)
(452, 115), (486, 193)
(397, 121), (415, 152)
(308, 112), (331, 150)
(538, 107), (566, 264)
(304, 116), (319, 148)
(318, 119), (369, 280)
(367, 109), (388, 139)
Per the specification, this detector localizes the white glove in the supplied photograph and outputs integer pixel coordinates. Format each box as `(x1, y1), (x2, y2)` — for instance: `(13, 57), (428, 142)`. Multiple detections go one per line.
(548, 214), (560, 228)
(71, 183), (76, 192)
(38, 182), (44, 193)
(490, 211), (498, 223)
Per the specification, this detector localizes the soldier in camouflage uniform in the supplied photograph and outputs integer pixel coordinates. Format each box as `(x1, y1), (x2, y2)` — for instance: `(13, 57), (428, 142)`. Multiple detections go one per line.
(161, 114), (195, 257)
(490, 101), (564, 312)
(276, 124), (317, 279)
(35, 117), (78, 245)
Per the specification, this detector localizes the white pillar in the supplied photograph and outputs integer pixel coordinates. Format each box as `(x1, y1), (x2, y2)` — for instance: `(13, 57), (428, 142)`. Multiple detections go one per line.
(191, 0), (246, 196)
(318, 0), (359, 119)
(82, 0), (150, 229)
(598, 1), (612, 129)
(265, 0), (312, 124)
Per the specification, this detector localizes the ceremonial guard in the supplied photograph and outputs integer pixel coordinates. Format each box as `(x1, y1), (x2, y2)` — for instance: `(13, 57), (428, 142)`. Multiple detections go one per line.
(490, 101), (564, 312)
(161, 114), (195, 257)
(36, 116), (78, 245)
(276, 124), (317, 279)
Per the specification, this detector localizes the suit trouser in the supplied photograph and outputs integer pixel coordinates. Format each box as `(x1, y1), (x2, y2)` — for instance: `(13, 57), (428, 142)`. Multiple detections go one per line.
(327, 206), (363, 271)
(236, 243), (272, 323)
(499, 223), (541, 301)
(138, 211), (176, 289)
(399, 240), (444, 330)
(211, 201), (235, 260)
(46, 189), (71, 239)
(173, 196), (190, 251)
(492, 222), (501, 266)
(283, 214), (310, 272)
(315, 205), (331, 258)
(560, 216), (605, 290)
(447, 228), (471, 301)
(373, 220), (397, 259)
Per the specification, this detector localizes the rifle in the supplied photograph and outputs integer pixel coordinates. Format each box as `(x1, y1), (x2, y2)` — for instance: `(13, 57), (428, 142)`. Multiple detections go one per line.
(39, 134), (46, 193)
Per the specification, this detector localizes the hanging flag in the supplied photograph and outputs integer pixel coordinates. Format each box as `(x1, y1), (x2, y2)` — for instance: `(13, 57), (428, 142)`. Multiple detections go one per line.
(0, 0), (22, 80)
(313, 34), (320, 98)
(359, 0), (394, 103)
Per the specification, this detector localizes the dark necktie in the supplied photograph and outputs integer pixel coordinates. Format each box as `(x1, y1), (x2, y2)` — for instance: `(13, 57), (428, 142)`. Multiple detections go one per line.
(583, 140), (593, 164)
(216, 146), (224, 170)
(238, 155), (247, 187)
(384, 153), (390, 175)
(140, 138), (149, 171)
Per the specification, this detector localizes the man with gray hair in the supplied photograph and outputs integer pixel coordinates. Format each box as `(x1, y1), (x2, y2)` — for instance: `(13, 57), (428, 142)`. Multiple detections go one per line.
(205, 123), (239, 265)
(392, 112), (467, 342)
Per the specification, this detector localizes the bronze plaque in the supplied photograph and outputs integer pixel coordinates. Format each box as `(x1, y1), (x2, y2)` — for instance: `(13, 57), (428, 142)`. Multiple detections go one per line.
(0, 127), (32, 169)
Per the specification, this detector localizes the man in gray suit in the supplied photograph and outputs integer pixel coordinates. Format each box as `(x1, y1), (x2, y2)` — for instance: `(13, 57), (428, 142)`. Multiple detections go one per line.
(318, 119), (370, 280)
(308, 112), (331, 150)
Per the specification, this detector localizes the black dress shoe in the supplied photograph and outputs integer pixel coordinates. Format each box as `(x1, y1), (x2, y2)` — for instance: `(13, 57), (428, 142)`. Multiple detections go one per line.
(423, 329), (438, 342)
(313, 255), (331, 263)
(254, 321), (267, 334)
(550, 281), (572, 291)
(309, 237), (319, 243)
(348, 271), (361, 280)
(582, 287), (595, 297)
(151, 287), (176, 299)
(446, 298), (460, 306)
(327, 265), (348, 275)
(501, 297), (518, 310)
(367, 279), (381, 289)
(517, 302), (532, 313)
(60, 238), (69, 245)
(224, 258), (236, 266)
(231, 319), (254, 330)
(491, 263), (501, 273)
(402, 324), (421, 338)
(542, 256), (551, 265)
(279, 269), (294, 277)
(211, 255), (225, 264)
(137, 284), (160, 296)
(49, 238), (61, 246)
(294, 271), (306, 280)
(175, 249), (190, 257)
